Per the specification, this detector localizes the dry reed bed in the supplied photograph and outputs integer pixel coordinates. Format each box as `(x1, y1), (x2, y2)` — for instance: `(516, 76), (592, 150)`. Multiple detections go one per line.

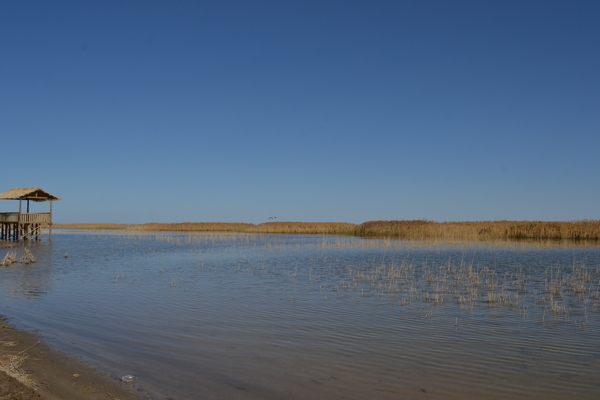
(52, 222), (254, 231)
(355, 220), (600, 241)
(245, 222), (357, 235)
(52, 223), (127, 230)
(53, 220), (600, 240)
(131, 222), (255, 232)
(53, 222), (357, 235)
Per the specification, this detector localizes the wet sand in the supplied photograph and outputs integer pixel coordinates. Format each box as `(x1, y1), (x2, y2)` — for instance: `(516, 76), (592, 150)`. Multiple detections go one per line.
(0, 317), (144, 400)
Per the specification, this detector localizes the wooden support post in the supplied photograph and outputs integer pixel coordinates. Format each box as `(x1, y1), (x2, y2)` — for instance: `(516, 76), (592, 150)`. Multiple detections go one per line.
(49, 200), (53, 241)
(18, 199), (22, 241)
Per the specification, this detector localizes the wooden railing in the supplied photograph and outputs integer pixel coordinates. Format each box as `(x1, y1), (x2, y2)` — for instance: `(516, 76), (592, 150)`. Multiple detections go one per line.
(21, 213), (51, 223)
(0, 213), (51, 223)
(0, 213), (19, 222)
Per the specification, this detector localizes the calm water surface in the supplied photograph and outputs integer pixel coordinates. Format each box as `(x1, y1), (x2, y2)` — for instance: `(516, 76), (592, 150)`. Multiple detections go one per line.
(1, 232), (599, 399)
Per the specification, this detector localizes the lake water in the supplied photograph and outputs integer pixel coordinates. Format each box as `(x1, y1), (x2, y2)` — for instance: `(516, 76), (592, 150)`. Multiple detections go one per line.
(1, 231), (599, 399)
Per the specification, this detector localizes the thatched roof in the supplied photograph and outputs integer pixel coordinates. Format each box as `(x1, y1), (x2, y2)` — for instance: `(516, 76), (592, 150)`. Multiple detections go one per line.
(0, 188), (62, 202)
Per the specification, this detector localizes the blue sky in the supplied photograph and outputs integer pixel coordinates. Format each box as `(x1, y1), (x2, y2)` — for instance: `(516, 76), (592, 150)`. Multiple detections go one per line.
(1, 1), (599, 224)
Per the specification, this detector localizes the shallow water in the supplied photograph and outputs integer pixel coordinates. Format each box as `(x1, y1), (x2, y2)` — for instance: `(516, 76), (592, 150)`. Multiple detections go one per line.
(1, 232), (600, 399)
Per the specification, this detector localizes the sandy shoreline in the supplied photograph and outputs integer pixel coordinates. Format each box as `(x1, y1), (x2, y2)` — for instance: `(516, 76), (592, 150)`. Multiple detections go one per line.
(0, 316), (145, 400)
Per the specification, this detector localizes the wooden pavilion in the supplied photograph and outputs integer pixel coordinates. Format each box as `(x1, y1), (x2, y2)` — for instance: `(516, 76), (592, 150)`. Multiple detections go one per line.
(0, 188), (61, 241)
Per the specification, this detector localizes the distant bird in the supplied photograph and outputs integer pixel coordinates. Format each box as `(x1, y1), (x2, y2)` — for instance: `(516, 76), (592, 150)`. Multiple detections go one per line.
(268, 217), (277, 220)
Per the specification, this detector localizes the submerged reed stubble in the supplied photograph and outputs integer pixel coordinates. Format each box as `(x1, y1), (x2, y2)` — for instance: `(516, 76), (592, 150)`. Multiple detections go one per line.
(223, 239), (600, 329)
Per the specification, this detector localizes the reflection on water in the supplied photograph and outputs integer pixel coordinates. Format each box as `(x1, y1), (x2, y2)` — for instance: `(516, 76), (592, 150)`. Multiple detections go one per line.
(1, 231), (600, 400)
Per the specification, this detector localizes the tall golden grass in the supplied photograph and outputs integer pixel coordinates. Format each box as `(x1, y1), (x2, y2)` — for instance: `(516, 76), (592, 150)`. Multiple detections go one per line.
(131, 222), (255, 232)
(53, 220), (600, 240)
(246, 222), (357, 235)
(52, 222), (356, 235)
(52, 222), (253, 232)
(355, 220), (600, 241)
(52, 223), (126, 230)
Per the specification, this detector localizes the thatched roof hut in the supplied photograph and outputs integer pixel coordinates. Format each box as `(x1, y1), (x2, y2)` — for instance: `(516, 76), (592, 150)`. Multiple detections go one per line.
(0, 187), (61, 202)
(0, 188), (61, 241)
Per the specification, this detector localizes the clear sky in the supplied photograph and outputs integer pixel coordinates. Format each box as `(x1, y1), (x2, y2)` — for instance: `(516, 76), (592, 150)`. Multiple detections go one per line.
(1, 1), (598, 224)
